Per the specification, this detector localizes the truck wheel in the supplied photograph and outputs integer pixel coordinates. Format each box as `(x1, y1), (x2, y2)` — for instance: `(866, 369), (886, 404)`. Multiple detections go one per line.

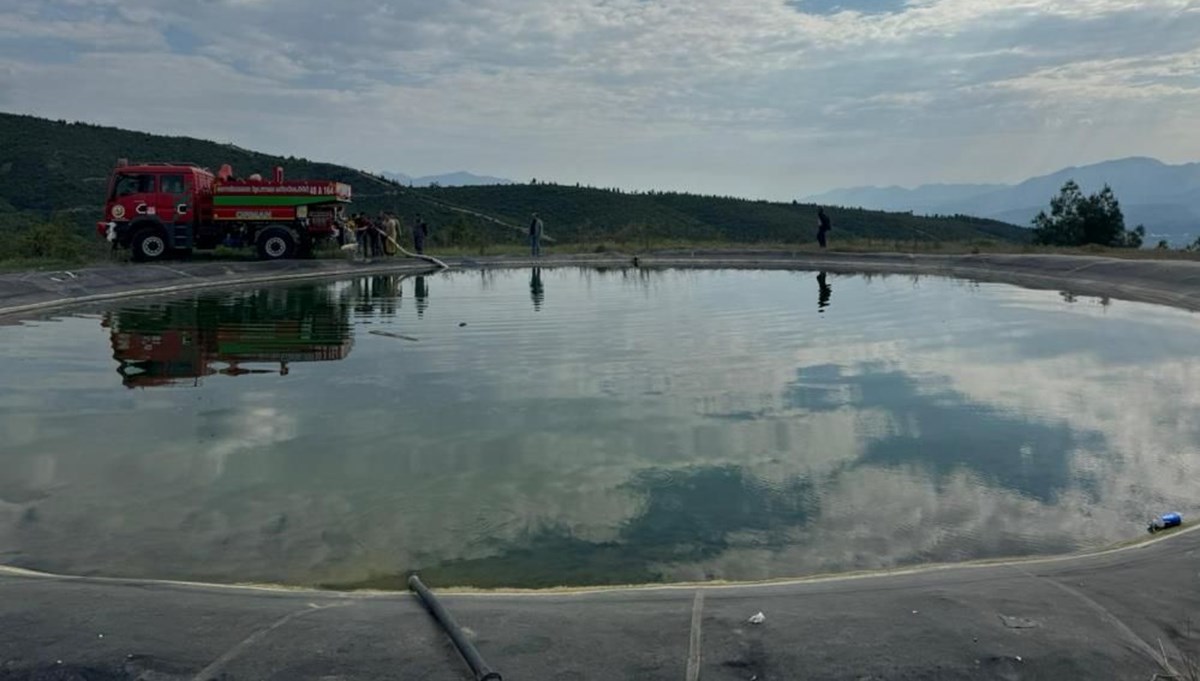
(131, 228), (168, 262)
(256, 226), (297, 260)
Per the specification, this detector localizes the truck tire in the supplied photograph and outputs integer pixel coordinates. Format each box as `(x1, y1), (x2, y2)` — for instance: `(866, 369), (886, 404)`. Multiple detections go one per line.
(131, 227), (169, 262)
(256, 226), (297, 261)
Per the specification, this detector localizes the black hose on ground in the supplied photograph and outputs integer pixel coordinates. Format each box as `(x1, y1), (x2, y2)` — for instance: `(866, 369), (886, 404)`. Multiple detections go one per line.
(408, 575), (502, 681)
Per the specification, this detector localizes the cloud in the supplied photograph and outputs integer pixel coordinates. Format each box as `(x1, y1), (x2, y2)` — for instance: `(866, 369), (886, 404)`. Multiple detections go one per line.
(786, 0), (912, 16)
(993, 47), (1200, 102)
(1, 0), (1198, 194)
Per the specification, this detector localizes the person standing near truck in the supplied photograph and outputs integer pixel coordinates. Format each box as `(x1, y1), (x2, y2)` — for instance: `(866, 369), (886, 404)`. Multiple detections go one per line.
(383, 212), (399, 256)
(354, 214), (369, 257)
(335, 209), (351, 247)
(360, 214), (379, 258)
(817, 207), (832, 249)
(370, 214), (386, 258)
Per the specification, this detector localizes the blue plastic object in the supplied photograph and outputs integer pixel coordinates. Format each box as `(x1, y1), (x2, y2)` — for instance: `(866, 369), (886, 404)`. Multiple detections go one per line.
(1148, 512), (1183, 533)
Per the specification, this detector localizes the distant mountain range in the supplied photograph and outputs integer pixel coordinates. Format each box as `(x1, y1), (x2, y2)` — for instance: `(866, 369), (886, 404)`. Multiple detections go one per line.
(804, 157), (1200, 244)
(381, 170), (513, 187)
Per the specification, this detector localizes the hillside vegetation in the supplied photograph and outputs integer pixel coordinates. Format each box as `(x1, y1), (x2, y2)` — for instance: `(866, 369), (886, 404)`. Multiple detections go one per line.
(0, 112), (1030, 254)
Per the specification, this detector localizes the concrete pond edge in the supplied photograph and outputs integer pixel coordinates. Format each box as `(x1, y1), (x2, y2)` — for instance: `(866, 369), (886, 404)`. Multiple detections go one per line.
(4, 251), (1200, 322)
(0, 523), (1196, 598)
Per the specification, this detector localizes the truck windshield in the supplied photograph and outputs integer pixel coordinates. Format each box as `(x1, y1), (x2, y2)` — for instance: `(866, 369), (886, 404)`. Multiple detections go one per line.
(160, 174), (185, 195)
(113, 173), (156, 198)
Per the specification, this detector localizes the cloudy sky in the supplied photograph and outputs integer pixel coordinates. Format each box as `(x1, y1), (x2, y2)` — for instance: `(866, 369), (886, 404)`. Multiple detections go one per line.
(1, 0), (1198, 197)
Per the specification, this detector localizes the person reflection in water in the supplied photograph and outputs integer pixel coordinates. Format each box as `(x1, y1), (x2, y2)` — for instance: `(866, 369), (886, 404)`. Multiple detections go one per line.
(530, 267), (545, 311)
(817, 271), (832, 312)
(415, 276), (429, 317)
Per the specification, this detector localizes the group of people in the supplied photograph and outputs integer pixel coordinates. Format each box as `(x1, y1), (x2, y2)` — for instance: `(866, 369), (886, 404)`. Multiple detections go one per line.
(332, 207), (825, 256)
(333, 209), (548, 258)
(336, 211), (431, 258)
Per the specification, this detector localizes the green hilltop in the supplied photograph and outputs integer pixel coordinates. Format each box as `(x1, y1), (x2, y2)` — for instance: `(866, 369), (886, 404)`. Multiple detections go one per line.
(0, 112), (1029, 247)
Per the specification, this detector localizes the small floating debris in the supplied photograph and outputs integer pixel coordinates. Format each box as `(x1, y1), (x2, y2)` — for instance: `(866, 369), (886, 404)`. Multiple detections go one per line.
(1147, 512), (1183, 534)
(999, 615), (1038, 629)
(748, 612), (766, 625)
(459, 322), (468, 327)
(368, 330), (419, 342)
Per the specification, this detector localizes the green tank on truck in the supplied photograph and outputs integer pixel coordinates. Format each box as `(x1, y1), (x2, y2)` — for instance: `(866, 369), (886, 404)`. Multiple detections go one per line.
(97, 159), (352, 262)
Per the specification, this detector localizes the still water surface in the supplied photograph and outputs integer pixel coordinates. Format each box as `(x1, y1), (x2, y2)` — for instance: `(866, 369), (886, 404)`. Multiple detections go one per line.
(1, 268), (1198, 588)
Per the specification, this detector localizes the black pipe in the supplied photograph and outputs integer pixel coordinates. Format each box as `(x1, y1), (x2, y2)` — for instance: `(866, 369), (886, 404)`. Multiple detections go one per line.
(408, 574), (502, 681)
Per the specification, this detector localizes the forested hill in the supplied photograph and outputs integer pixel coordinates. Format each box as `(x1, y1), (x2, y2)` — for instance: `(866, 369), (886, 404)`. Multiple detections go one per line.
(0, 112), (1030, 244)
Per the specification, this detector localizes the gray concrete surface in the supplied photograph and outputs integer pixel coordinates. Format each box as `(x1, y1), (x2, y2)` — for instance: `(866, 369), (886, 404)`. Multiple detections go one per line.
(1, 528), (1197, 680)
(0, 258), (437, 321)
(5, 251), (1200, 320)
(4, 251), (1200, 679)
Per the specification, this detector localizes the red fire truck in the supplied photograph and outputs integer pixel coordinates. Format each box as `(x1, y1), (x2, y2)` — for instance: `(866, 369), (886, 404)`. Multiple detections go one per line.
(98, 160), (352, 261)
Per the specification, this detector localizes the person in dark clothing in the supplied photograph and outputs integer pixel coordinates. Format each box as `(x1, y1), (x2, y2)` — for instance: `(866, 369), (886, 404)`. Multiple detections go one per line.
(529, 212), (544, 257)
(413, 214), (429, 255)
(368, 214), (384, 258)
(817, 207), (832, 249)
(360, 215), (374, 258)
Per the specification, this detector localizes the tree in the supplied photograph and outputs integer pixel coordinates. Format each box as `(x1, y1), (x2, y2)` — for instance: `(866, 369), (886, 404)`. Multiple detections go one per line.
(1122, 225), (1145, 249)
(0, 219), (94, 262)
(1032, 181), (1141, 247)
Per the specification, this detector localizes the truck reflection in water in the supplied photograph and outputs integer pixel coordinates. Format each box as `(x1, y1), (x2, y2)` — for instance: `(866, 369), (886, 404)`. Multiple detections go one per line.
(103, 285), (354, 388)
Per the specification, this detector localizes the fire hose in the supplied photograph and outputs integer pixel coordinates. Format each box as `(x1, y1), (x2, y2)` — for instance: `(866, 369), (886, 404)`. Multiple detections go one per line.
(346, 225), (449, 270)
(408, 575), (502, 681)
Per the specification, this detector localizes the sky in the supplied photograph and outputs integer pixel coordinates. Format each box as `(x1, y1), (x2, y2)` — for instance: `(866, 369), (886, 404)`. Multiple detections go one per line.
(1, 0), (1198, 198)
